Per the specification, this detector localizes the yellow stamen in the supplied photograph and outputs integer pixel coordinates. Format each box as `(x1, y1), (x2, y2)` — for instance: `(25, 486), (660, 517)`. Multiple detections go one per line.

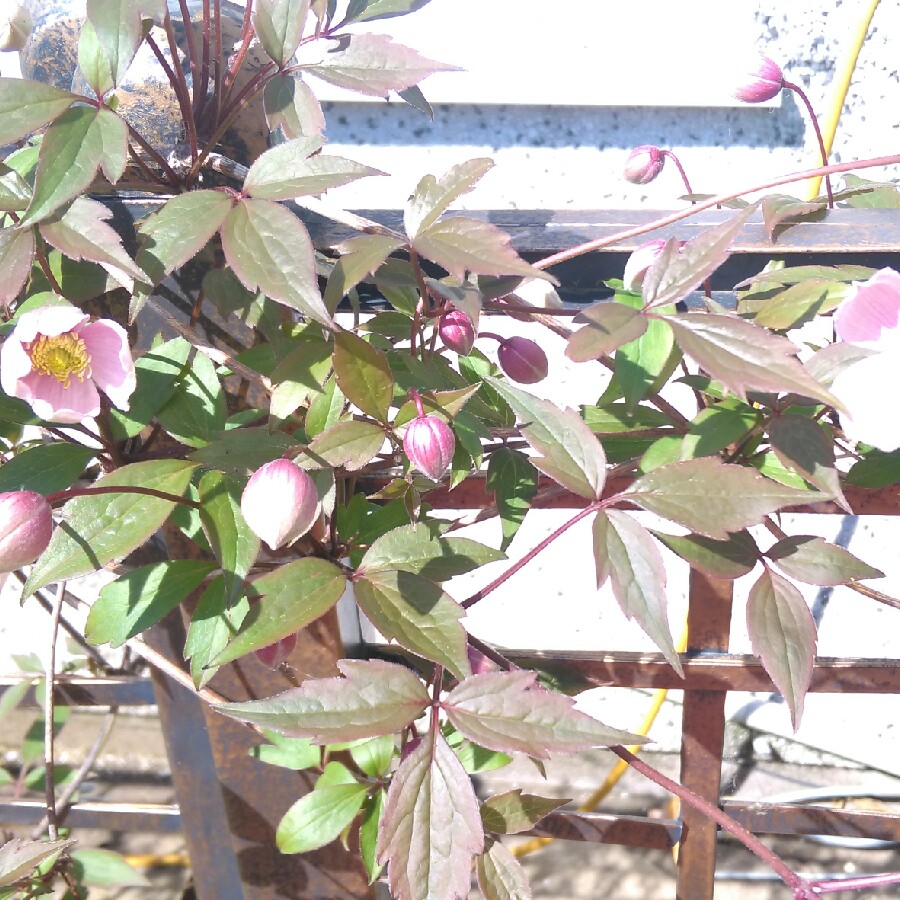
(27, 332), (92, 388)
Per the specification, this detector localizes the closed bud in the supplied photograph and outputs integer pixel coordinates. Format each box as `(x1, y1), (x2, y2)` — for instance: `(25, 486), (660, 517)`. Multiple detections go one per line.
(0, 4), (32, 52)
(498, 336), (549, 384)
(438, 309), (476, 355)
(0, 491), (52, 573)
(623, 145), (665, 185)
(254, 632), (298, 668)
(404, 414), (455, 480)
(241, 459), (319, 551)
(734, 55), (784, 103)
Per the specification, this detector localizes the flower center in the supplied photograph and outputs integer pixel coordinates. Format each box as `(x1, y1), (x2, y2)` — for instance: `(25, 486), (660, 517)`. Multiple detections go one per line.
(27, 333), (92, 387)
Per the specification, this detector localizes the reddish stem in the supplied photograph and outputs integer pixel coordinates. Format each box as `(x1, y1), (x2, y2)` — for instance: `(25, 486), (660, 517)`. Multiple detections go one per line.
(662, 149), (694, 196)
(46, 486), (200, 509)
(409, 388), (425, 418)
(812, 872), (900, 893)
(783, 79), (834, 208)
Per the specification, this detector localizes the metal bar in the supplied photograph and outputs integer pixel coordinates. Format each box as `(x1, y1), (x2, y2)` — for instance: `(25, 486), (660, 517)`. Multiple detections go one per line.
(676, 571), (734, 900)
(525, 812), (681, 849)
(0, 676), (156, 708)
(724, 802), (900, 842)
(0, 800), (181, 833)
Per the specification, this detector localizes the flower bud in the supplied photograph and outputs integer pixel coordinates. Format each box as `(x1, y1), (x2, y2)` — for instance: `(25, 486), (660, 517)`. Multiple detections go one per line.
(254, 632), (298, 669)
(404, 415), (455, 480)
(0, 491), (52, 573)
(0, 4), (32, 52)
(438, 309), (476, 355)
(241, 459), (319, 551)
(734, 55), (784, 103)
(623, 145), (665, 185)
(497, 336), (549, 384)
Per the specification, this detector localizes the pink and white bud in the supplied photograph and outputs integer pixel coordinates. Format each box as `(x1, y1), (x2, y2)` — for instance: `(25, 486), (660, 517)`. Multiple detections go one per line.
(622, 239), (668, 292)
(438, 309), (476, 355)
(498, 336), (549, 384)
(254, 632), (299, 668)
(623, 145), (665, 185)
(404, 415), (455, 480)
(240, 459), (319, 551)
(0, 491), (52, 573)
(734, 55), (784, 103)
(0, 3), (32, 52)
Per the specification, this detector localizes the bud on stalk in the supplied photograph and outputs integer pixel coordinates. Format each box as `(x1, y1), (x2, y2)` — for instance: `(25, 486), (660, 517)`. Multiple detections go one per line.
(0, 491), (53, 573)
(241, 459), (319, 551)
(438, 309), (476, 355)
(497, 336), (549, 384)
(734, 55), (784, 103)
(254, 632), (299, 668)
(403, 390), (455, 480)
(623, 145), (665, 185)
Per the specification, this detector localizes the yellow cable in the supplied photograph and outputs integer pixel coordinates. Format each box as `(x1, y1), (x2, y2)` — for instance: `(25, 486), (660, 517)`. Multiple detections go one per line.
(121, 852), (190, 868)
(513, 621), (690, 859)
(805, 0), (881, 199)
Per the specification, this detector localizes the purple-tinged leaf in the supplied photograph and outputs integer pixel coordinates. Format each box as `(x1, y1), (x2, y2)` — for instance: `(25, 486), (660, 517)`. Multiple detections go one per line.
(0, 78), (75, 146)
(354, 569), (471, 678)
(664, 312), (840, 408)
(747, 568), (817, 730)
(345, 0), (435, 24)
(86, 0), (145, 85)
(476, 840), (533, 900)
(244, 136), (384, 200)
(254, 0), (311, 67)
(333, 328), (393, 420)
(485, 377), (606, 500)
(443, 670), (644, 757)
(276, 779), (368, 854)
(485, 447), (538, 551)
(413, 217), (555, 282)
(479, 790), (568, 835)
(650, 529), (759, 580)
(221, 198), (334, 328)
(761, 194), (826, 240)
(304, 420), (386, 470)
(592, 510), (683, 675)
(216, 659), (430, 741)
(300, 33), (459, 97)
(769, 413), (848, 511)
(324, 233), (405, 312)
(404, 158), (494, 239)
(566, 303), (648, 362)
(210, 558), (346, 666)
(765, 535), (883, 586)
(264, 74), (325, 139)
(623, 457), (826, 540)
(376, 729), (483, 900)
(0, 837), (76, 888)
(40, 197), (146, 291)
(641, 207), (756, 310)
(0, 226), (34, 306)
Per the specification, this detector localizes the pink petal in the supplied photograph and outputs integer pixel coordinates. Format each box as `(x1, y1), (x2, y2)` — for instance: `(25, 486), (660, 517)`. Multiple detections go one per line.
(79, 319), (136, 410)
(22, 371), (101, 424)
(0, 334), (35, 398)
(12, 306), (88, 343)
(833, 268), (900, 350)
(830, 352), (900, 451)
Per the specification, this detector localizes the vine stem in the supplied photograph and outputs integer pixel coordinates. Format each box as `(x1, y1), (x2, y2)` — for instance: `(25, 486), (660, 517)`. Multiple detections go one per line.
(783, 79), (835, 208)
(46, 486), (200, 508)
(662, 150), (693, 196)
(812, 871), (900, 893)
(43, 582), (66, 841)
(534, 153), (900, 271)
(461, 503), (599, 608)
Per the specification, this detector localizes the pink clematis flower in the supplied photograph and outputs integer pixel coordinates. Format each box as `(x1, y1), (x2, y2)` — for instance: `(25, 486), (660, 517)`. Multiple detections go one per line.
(830, 268), (900, 451)
(0, 306), (136, 425)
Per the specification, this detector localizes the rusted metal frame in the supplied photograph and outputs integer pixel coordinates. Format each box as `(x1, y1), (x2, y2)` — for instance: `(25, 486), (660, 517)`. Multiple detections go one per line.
(724, 802), (900, 842)
(0, 799), (182, 832)
(0, 676), (155, 708)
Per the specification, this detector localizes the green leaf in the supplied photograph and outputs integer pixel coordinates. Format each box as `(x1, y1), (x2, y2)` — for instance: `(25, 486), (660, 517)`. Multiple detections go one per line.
(453, 740), (511, 774)
(24, 460), (197, 595)
(650, 529), (758, 580)
(305, 375), (345, 437)
(761, 194), (826, 240)
(304, 419), (385, 471)
(840, 174), (900, 209)
(747, 568), (817, 730)
(485, 377), (606, 500)
(847, 449), (900, 488)
(443, 670), (644, 757)
(0, 443), (93, 494)
(254, 0), (311, 66)
(360, 790), (386, 884)
(765, 535), (883, 587)
(479, 789), (567, 835)
(270, 338), (333, 420)
(333, 329), (393, 420)
(680, 401), (759, 460)
(251, 733), (321, 770)
(0, 838), (76, 888)
(376, 730), (483, 900)
(349, 734), (395, 777)
(209, 558), (346, 666)
(245, 137), (383, 200)
(215, 658), (430, 741)
(189, 427), (301, 475)
(185, 577), (249, 688)
(324, 234), (405, 314)
(584, 402), (674, 438)
(485, 448), (538, 551)
(0, 226), (35, 306)
(616, 312), (675, 412)
(345, 0), (434, 23)
(156, 351), (226, 448)
(69, 848), (149, 887)
(754, 279), (846, 330)
(355, 569), (471, 678)
(77, 20), (115, 97)
(85, 0), (145, 86)
(0, 162), (32, 212)
(623, 456), (824, 540)
(264, 74), (325, 139)
(359, 523), (504, 581)
(85, 560), (215, 647)
(199, 471), (259, 606)
(0, 78), (74, 146)
(404, 158), (494, 239)
(592, 509), (683, 675)
(392, 385), (479, 428)
(221, 198), (333, 328)
(277, 779), (368, 854)
(566, 302), (648, 362)
(476, 840), (533, 900)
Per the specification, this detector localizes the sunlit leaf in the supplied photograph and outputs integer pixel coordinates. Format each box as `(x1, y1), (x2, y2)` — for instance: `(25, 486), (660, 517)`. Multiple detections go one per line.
(157, 351), (227, 448)
(333, 329), (393, 420)
(344, 0), (434, 23)
(277, 777), (368, 854)
(324, 233), (405, 313)
(0, 77), (74, 146)
(264, 74), (325, 139)
(476, 840), (533, 900)
(405, 158), (494, 239)
(765, 535), (883, 586)
(0, 838), (76, 888)
(69, 848), (149, 887)
(188, 427), (301, 475)
(761, 194), (826, 239)
(254, 0), (311, 66)
(0, 443), (94, 495)
(479, 790), (567, 835)
(0, 226), (35, 306)
(566, 303), (647, 362)
(86, 0), (146, 85)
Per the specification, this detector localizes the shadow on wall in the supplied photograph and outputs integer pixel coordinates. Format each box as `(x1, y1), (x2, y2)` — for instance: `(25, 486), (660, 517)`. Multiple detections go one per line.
(321, 94), (807, 150)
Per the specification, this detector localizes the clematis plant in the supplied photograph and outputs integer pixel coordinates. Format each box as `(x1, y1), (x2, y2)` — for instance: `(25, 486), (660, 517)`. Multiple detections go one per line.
(1, 3), (900, 899)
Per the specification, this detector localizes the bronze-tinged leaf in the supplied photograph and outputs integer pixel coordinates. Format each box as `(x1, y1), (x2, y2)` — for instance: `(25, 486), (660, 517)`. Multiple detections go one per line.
(0, 226), (35, 306)
(253, 0), (310, 66)
(214, 659), (430, 742)
(0, 77), (75, 146)
(404, 158), (494, 238)
(324, 233), (405, 312)
(263, 73), (325, 139)
(332, 328), (394, 421)
(304, 420), (386, 470)
(765, 535), (883, 586)
(376, 730), (483, 900)
(650, 529), (759, 580)
(747, 569), (817, 730)
(566, 303), (648, 362)
(479, 790), (568, 835)
(476, 840), (533, 900)
(761, 194), (827, 240)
